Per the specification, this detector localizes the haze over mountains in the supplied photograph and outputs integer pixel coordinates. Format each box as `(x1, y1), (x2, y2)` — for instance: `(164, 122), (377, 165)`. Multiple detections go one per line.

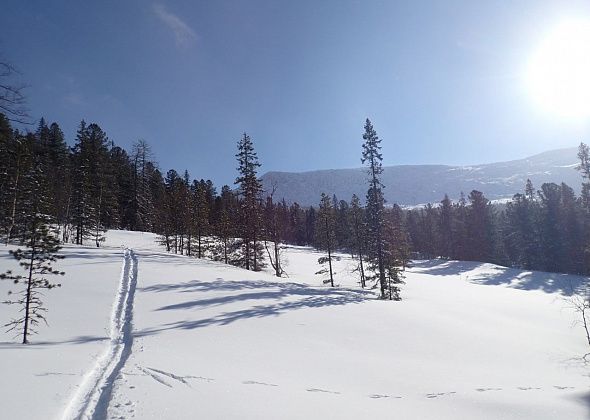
(261, 147), (582, 207)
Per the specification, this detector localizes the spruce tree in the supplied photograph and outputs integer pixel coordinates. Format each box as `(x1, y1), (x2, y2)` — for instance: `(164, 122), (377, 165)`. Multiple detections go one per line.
(439, 195), (453, 258)
(234, 133), (264, 271)
(130, 140), (154, 231)
(466, 190), (495, 262)
(263, 194), (286, 277)
(381, 205), (409, 300)
(361, 119), (388, 298)
(212, 185), (236, 264)
(192, 179), (211, 258)
(1, 161), (64, 344)
(315, 193), (337, 287)
(349, 194), (367, 288)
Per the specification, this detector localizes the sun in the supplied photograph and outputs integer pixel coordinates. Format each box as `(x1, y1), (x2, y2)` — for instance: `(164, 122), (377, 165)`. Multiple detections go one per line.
(526, 18), (590, 119)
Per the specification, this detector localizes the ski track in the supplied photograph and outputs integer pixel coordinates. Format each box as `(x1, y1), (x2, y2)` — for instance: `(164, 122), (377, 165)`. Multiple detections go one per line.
(60, 249), (138, 420)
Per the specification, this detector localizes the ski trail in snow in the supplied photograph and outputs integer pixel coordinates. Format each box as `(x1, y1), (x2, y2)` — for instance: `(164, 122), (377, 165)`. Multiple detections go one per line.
(60, 249), (138, 420)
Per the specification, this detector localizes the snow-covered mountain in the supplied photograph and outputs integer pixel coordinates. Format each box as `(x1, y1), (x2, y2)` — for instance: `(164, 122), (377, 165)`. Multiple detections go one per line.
(261, 147), (581, 206)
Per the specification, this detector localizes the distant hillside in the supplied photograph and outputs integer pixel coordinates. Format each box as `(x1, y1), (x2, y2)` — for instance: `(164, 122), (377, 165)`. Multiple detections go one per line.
(260, 147), (582, 206)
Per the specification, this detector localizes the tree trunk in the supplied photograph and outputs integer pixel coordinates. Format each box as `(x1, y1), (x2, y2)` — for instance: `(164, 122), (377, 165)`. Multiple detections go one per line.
(325, 218), (334, 287)
(23, 225), (36, 344)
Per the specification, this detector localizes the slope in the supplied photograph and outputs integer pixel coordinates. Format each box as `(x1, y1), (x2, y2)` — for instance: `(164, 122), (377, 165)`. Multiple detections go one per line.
(0, 231), (588, 419)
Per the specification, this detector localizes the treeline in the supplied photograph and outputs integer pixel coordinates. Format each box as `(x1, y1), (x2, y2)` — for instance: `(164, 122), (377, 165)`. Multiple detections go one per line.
(3, 111), (589, 287)
(405, 143), (590, 276)
(0, 115), (408, 298)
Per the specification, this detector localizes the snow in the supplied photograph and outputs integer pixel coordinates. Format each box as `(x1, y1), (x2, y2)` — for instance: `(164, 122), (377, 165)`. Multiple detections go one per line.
(62, 249), (138, 420)
(0, 230), (588, 419)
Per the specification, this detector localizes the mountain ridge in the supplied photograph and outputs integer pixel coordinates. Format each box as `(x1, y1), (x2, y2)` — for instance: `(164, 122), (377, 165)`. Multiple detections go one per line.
(260, 146), (581, 206)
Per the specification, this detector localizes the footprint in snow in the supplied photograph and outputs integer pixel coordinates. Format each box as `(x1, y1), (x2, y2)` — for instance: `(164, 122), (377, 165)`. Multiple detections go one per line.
(517, 387), (541, 391)
(426, 391), (456, 399)
(475, 387), (502, 392)
(554, 385), (575, 390)
(185, 375), (215, 383)
(242, 380), (278, 387)
(369, 394), (402, 399)
(35, 372), (76, 377)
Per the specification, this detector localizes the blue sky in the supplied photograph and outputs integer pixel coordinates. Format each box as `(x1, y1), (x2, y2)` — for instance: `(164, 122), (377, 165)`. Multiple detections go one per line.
(2, 0), (590, 187)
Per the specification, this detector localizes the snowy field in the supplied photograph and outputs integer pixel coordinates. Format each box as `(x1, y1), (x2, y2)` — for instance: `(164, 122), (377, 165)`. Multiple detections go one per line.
(0, 230), (589, 419)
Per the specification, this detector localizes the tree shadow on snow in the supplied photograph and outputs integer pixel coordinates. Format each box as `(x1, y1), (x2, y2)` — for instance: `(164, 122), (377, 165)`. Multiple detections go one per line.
(568, 390), (590, 419)
(136, 279), (373, 336)
(0, 335), (108, 348)
(411, 260), (586, 296)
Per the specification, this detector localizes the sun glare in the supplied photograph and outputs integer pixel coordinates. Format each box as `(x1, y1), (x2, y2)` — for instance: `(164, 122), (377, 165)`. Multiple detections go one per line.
(527, 18), (590, 119)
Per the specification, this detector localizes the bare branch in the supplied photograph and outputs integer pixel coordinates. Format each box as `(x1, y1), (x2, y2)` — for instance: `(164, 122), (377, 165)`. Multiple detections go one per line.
(0, 60), (31, 124)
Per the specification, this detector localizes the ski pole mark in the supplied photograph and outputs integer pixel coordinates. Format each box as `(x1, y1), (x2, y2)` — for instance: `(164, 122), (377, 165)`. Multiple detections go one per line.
(242, 380), (278, 387)
(307, 388), (341, 395)
(137, 366), (173, 388)
(369, 394), (402, 399)
(145, 366), (191, 387)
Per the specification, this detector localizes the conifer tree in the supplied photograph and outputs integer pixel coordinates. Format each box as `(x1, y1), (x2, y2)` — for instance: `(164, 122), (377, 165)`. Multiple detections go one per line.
(212, 185), (236, 264)
(466, 190), (495, 262)
(45, 122), (71, 240)
(234, 133), (264, 271)
(361, 119), (388, 298)
(192, 179), (211, 258)
(263, 194), (287, 277)
(315, 193), (337, 287)
(538, 183), (563, 272)
(439, 195), (453, 258)
(1, 161), (64, 344)
(71, 121), (118, 246)
(349, 194), (367, 288)
(452, 192), (468, 260)
(381, 205), (409, 300)
(130, 140), (154, 231)
(577, 142), (590, 211)
(3, 131), (32, 244)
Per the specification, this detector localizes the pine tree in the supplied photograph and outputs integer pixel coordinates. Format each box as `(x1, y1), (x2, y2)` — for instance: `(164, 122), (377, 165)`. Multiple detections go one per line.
(234, 133), (264, 271)
(315, 193), (337, 287)
(452, 192), (468, 260)
(192, 179), (211, 258)
(538, 183), (563, 272)
(0, 113), (13, 237)
(71, 121), (118, 246)
(420, 203), (438, 258)
(3, 131), (32, 244)
(382, 205), (409, 300)
(466, 190), (495, 262)
(211, 185), (236, 264)
(45, 122), (71, 240)
(577, 143), (590, 211)
(130, 140), (154, 231)
(361, 119), (388, 298)
(577, 143), (590, 273)
(349, 194), (367, 288)
(1, 161), (64, 344)
(263, 194), (287, 277)
(439, 194), (453, 258)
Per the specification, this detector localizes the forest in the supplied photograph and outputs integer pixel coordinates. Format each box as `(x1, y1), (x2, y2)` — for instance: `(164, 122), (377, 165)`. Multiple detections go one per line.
(2, 112), (590, 302)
